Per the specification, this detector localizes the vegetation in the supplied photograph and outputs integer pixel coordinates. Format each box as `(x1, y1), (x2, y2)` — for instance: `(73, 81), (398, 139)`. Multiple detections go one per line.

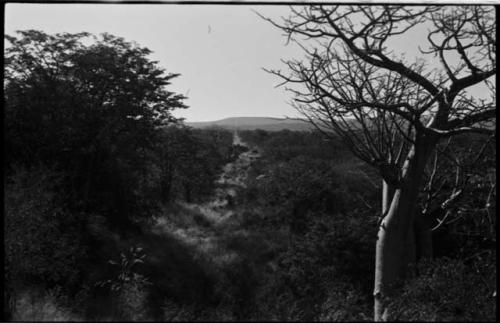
(263, 5), (495, 320)
(4, 6), (496, 321)
(4, 30), (236, 320)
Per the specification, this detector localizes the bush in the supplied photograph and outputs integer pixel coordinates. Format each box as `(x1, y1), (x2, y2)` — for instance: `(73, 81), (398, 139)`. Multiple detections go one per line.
(245, 155), (377, 235)
(389, 254), (496, 321)
(248, 211), (375, 321)
(319, 281), (371, 321)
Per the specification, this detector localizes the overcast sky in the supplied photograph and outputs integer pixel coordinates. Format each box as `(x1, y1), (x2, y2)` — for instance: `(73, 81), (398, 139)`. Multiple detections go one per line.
(5, 4), (492, 122)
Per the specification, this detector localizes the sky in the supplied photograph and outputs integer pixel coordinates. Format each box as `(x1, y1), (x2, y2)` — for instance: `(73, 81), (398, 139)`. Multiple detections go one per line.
(5, 3), (493, 122)
(5, 4), (306, 122)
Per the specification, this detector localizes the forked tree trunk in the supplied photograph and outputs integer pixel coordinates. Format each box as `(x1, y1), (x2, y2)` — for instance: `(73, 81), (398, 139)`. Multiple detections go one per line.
(374, 139), (436, 321)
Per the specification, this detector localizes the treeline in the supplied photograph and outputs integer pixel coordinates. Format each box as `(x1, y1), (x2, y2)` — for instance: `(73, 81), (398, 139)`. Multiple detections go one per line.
(4, 31), (236, 320)
(240, 128), (352, 162)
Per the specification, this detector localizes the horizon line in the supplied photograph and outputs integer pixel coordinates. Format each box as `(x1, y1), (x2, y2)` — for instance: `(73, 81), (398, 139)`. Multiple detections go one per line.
(182, 115), (307, 123)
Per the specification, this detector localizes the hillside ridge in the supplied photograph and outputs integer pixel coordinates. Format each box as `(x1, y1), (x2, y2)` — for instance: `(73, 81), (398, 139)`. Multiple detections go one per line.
(186, 116), (314, 131)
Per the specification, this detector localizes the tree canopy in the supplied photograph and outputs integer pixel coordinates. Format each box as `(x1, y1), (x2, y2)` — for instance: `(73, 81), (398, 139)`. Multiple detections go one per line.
(4, 30), (188, 223)
(264, 6), (495, 181)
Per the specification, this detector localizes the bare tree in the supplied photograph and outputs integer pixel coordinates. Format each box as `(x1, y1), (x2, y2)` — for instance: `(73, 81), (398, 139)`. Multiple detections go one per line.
(262, 5), (495, 321)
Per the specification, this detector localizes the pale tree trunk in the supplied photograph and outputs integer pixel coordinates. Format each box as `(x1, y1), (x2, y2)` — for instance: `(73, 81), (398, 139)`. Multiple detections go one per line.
(373, 186), (419, 321)
(382, 180), (395, 216)
(373, 139), (436, 321)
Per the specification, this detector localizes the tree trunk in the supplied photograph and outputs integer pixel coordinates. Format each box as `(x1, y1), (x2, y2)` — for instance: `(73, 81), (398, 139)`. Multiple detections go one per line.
(382, 180), (395, 216)
(374, 186), (419, 321)
(374, 138), (436, 321)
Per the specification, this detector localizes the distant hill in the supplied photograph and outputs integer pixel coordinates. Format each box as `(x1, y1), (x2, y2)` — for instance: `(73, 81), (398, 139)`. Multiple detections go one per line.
(187, 117), (315, 131)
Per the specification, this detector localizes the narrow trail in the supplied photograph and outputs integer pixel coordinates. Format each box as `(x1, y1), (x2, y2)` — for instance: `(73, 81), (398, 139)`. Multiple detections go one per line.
(150, 131), (261, 267)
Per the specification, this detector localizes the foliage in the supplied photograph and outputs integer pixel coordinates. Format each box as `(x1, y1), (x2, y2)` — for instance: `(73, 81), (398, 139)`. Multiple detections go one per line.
(244, 152), (377, 233)
(236, 130), (379, 320)
(96, 246), (150, 293)
(389, 255), (496, 321)
(240, 129), (351, 162)
(318, 281), (371, 321)
(4, 30), (187, 225)
(5, 165), (87, 290)
(96, 246), (152, 320)
(154, 125), (235, 203)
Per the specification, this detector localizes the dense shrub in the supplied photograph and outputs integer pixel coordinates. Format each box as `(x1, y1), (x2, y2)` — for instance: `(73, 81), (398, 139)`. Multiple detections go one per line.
(4, 165), (92, 321)
(243, 155), (377, 233)
(240, 129), (352, 162)
(244, 210), (376, 321)
(318, 281), (371, 321)
(5, 165), (87, 290)
(389, 254), (496, 321)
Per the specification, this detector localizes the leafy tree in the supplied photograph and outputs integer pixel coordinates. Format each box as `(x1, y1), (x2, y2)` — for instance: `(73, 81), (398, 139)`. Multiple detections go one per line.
(4, 30), (187, 224)
(264, 5), (495, 320)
